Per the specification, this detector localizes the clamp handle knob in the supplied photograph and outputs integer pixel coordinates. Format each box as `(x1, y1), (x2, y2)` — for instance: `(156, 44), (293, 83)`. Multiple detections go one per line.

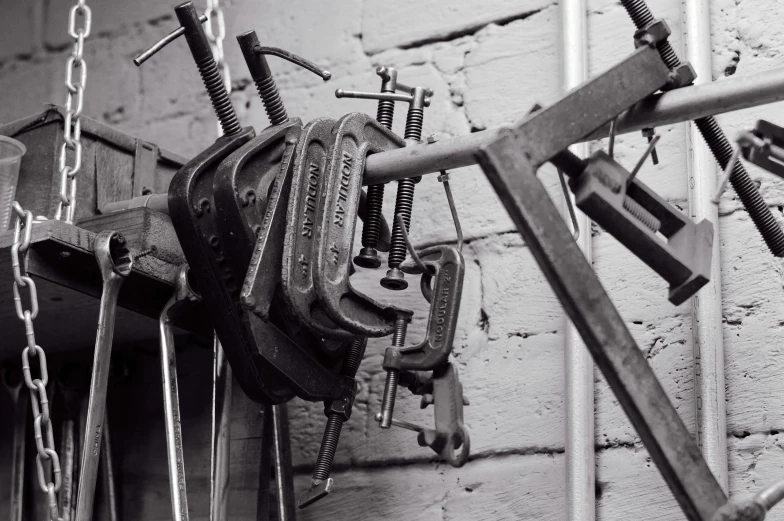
(133, 3), (208, 66)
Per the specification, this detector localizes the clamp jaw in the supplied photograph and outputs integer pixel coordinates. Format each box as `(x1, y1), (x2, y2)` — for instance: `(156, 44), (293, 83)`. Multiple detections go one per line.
(739, 120), (784, 178)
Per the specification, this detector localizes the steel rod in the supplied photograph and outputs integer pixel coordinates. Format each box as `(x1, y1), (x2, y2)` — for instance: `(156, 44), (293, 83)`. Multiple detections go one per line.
(364, 65), (784, 184)
(561, 1), (595, 521)
(682, 0), (729, 492)
(103, 65), (784, 216)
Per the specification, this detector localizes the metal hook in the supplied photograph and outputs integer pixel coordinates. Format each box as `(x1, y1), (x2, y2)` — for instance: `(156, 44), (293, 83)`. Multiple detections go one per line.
(712, 143), (743, 205)
(557, 168), (580, 241)
(438, 170), (463, 253)
(627, 133), (661, 187)
(396, 213), (431, 275)
(608, 116), (619, 159)
(253, 46), (331, 81)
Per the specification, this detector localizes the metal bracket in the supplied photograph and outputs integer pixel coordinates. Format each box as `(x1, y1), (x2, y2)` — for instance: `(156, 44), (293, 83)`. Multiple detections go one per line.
(313, 113), (412, 336)
(474, 41), (727, 520)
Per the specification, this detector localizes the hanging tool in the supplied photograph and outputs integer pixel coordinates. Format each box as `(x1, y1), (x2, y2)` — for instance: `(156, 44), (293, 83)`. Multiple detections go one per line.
(74, 231), (132, 521)
(377, 244), (465, 428)
(101, 410), (120, 521)
(159, 265), (202, 521)
(336, 82), (434, 290)
(615, 1), (784, 257)
(2, 364), (29, 521)
(312, 112), (412, 336)
(299, 337), (366, 509)
(280, 118), (358, 341)
(475, 26), (728, 519)
(340, 65), (404, 269)
(375, 363), (470, 467)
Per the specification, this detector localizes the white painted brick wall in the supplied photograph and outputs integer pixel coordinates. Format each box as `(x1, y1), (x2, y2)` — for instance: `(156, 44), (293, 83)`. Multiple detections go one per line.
(3, 0), (784, 519)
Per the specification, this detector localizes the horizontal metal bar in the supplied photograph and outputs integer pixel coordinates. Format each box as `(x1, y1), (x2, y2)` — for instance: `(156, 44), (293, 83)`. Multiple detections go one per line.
(363, 65), (784, 184)
(105, 65), (784, 214)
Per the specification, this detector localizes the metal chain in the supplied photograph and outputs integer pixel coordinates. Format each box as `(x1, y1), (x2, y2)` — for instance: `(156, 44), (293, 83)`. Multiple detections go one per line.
(205, 0), (231, 137)
(11, 203), (63, 521)
(55, 0), (92, 223)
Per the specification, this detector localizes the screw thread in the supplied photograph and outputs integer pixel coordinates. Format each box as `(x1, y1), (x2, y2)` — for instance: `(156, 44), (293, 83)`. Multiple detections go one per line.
(404, 108), (424, 141)
(379, 370), (399, 429)
(196, 55), (241, 136)
(377, 99), (395, 130)
(341, 338), (367, 377)
(255, 75), (288, 126)
(623, 197), (661, 233)
(695, 116), (784, 256)
(311, 414), (343, 482)
(619, 0), (784, 257)
(387, 179), (416, 269)
(392, 318), (407, 347)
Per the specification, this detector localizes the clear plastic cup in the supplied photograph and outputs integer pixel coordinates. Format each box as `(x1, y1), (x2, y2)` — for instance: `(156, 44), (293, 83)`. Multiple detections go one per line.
(0, 136), (26, 230)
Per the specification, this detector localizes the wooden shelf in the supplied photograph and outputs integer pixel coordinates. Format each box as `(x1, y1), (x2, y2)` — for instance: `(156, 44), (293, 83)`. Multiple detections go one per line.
(0, 209), (210, 360)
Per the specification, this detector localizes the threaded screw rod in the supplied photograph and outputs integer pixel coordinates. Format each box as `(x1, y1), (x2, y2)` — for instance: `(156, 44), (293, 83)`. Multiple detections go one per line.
(379, 316), (409, 428)
(175, 2), (241, 136)
(301, 338), (367, 508)
(133, 2), (241, 136)
(381, 86), (431, 290)
(356, 67), (400, 269)
(619, 0), (784, 256)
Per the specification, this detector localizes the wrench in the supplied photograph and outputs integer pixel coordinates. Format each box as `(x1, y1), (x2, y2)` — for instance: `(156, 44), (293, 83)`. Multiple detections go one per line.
(101, 411), (119, 521)
(2, 365), (29, 521)
(75, 231), (132, 521)
(159, 265), (202, 521)
(210, 336), (232, 521)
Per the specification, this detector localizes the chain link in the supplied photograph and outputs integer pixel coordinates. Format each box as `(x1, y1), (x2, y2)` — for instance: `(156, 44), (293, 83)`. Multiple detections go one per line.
(205, 0), (231, 136)
(55, 1), (92, 223)
(11, 203), (64, 521)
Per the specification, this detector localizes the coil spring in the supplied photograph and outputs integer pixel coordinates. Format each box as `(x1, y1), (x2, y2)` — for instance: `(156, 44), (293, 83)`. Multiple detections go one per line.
(405, 108), (424, 141)
(255, 75), (288, 126)
(196, 55), (241, 136)
(620, 0), (784, 256)
(341, 338), (367, 377)
(377, 99), (395, 129)
(311, 414), (343, 482)
(387, 179), (416, 268)
(623, 197), (661, 233)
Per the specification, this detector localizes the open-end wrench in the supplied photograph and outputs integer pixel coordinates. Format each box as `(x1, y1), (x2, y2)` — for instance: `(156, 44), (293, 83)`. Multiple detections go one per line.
(75, 230), (132, 521)
(159, 265), (202, 521)
(210, 336), (232, 521)
(2, 365), (28, 521)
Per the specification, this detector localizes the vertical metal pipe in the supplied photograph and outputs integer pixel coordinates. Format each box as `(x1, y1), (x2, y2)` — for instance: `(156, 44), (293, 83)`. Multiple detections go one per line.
(682, 0), (728, 492)
(561, 1), (595, 520)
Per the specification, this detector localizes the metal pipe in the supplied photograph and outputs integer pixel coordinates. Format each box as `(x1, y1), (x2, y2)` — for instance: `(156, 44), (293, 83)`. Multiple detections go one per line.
(210, 336), (232, 521)
(682, 0), (728, 492)
(364, 65), (784, 184)
(561, 2), (594, 521)
(103, 65), (784, 215)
